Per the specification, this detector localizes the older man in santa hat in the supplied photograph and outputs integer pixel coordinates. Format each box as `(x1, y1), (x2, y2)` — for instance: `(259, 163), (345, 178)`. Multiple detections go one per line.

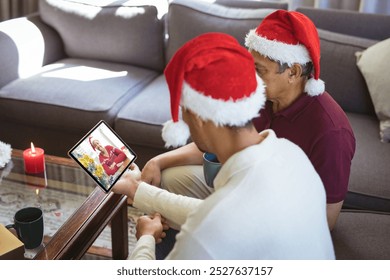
(112, 32), (334, 260)
(141, 10), (355, 240)
(245, 10), (355, 230)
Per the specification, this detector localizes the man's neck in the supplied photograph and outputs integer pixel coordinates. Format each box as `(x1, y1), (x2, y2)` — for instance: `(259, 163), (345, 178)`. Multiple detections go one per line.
(212, 126), (266, 164)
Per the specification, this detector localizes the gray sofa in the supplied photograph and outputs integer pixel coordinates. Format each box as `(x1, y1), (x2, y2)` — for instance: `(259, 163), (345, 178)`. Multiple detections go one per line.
(0, 0), (286, 166)
(1, 0), (389, 259)
(295, 7), (390, 260)
(2, 0), (389, 209)
(295, 7), (390, 213)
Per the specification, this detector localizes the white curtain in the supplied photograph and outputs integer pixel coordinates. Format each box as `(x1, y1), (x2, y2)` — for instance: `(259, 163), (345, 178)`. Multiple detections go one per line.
(288, 0), (315, 10)
(0, 0), (39, 21)
(359, 0), (390, 14)
(315, 0), (360, 10)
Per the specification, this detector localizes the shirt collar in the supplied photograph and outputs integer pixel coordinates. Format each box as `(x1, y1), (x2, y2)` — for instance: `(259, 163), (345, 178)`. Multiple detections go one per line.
(267, 93), (315, 121)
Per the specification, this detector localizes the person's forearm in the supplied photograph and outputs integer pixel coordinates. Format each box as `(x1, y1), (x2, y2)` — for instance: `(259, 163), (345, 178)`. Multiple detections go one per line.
(129, 235), (156, 260)
(114, 149), (127, 163)
(102, 163), (111, 174)
(133, 182), (202, 228)
(152, 142), (203, 170)
(327, 201), (343, 231)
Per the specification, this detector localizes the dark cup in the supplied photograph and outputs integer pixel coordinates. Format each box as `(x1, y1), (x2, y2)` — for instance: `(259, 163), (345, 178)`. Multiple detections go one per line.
(6, 207), (44, 249)
(203, 152), (222, 188)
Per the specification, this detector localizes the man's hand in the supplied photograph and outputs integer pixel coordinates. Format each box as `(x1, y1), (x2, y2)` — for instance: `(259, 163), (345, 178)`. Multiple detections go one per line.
(129, 163), (141, 180)
(111, 167), (140, 204)
(141, 159), (162, 187)
(136, 213), (169, 243)
(140, 143), (204, 187)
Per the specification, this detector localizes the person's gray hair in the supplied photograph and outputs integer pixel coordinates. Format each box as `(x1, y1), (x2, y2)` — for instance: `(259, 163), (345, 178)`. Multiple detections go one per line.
(276, 61), (313, 78)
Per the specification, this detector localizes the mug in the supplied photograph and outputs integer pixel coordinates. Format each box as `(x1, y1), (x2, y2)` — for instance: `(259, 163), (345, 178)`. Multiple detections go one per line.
(203, 152), (222, 188)
(6, 207), (44, 249)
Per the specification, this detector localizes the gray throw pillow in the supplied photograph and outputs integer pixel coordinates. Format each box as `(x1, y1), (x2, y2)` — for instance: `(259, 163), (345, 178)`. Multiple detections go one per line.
(317, 29), (378, 115)
(357, 38), (390, 143)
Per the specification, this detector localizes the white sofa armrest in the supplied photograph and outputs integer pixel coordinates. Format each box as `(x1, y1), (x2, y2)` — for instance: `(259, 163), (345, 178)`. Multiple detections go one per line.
(0, 14), (65, 88)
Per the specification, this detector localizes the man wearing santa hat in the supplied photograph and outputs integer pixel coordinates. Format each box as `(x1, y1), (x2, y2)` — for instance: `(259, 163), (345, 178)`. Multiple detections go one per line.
(245, 10), (356, 228)
(112, 32), (334, 259)
(140, 9), (355, 241)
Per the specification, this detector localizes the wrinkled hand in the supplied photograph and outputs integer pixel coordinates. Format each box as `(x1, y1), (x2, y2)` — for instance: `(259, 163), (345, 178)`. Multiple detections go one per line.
(141, 159), (162, 187)
(136, 213), (170, 243)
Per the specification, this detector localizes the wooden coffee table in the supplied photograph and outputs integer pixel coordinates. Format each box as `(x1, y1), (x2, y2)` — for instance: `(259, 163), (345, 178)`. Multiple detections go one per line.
(0, 150), (128, 259)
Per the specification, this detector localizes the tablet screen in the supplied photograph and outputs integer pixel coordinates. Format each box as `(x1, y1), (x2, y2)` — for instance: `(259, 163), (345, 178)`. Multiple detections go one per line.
(68, 120), (137, 192)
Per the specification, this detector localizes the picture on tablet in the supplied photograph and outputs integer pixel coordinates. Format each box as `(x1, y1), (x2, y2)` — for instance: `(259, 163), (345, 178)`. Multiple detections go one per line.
(68, 120), (136, 192)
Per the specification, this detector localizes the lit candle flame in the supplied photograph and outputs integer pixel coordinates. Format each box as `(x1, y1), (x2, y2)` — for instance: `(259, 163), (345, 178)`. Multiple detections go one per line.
(36, 188), (39, 196)
(31, 142), (36, 154)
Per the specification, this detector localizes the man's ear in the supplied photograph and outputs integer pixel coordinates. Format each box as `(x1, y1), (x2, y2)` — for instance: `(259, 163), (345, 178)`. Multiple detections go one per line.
(192, 113), (205, 128)
(183, 108), (204, 128)
(289, 64), (303, 80)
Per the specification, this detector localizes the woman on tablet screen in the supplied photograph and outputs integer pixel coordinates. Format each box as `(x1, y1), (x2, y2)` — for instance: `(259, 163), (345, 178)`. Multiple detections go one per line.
(89, 136), (127, 176)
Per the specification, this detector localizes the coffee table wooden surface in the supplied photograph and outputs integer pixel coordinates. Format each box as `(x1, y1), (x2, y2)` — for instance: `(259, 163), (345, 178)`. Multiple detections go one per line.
(0, 150), (128, 260)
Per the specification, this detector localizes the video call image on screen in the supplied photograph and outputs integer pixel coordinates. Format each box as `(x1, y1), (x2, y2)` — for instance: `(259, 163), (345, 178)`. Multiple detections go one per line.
(69, 121), (136, 192)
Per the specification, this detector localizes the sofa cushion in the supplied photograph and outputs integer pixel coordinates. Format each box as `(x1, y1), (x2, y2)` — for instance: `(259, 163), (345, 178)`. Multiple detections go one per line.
(318, 29), (378, 115)
(331, 210), (390, 260)
(356, 38), (390, 143)
(115, 75), (169, 149)
(0, 58), (159, 133)
(344, 113), (390, 212)
(39, 0), (165, 71)
(115, 74), (171, 166)
(297, 7), (390, 41)
(215, 0), (288, 9)
(165, 0), (276, 63)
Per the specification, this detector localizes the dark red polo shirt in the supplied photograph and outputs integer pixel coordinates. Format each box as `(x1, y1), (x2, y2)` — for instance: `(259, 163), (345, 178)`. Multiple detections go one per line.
(253, 92), (356, 203)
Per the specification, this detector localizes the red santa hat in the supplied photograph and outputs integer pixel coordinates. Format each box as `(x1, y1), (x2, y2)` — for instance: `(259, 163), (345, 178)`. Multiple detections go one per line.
(89, 136), (96, 151)
(245, 10), (325, 96)
(162, 32), (266, 148)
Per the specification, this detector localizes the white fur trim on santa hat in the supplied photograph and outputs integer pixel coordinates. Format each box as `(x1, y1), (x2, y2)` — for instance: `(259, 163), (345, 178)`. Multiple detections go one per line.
(181, 78), (266, 127)
(0, 140), (12, 169)
(305, 78), (325, 96)
(162, 119), (190, 148)
(245, 29), (311, 66)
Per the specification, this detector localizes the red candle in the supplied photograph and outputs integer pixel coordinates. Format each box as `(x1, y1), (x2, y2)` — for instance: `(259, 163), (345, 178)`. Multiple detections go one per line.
(23, 142), (45, 174)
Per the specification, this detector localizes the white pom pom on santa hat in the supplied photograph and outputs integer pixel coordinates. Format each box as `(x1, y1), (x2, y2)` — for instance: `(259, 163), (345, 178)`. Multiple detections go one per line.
(162, 119), (190, 149)
(305, 77), (325, 96)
